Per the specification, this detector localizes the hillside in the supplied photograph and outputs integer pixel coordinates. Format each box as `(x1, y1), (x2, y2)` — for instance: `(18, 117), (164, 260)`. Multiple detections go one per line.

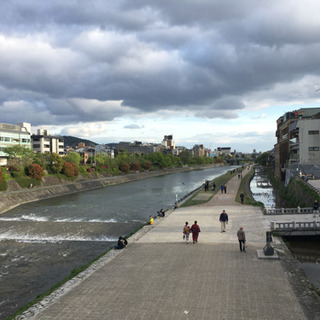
(63, 136), (98, 148)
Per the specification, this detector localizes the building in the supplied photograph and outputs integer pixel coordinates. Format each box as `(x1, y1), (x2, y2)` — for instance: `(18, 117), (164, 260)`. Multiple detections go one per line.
(0, 122), (32, 165)
(214, 147), (231, 156)
(116, 141), (154, 155)
(32, 129), (64, 155)
(274, 108), (320, 180)
(192, 144), (205, 157)
(162, 135), (175, 150)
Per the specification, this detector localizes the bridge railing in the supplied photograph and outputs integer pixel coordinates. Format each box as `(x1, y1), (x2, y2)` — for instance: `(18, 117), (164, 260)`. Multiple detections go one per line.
(264, 207), (314, 215)
(271, 220), (320, 231)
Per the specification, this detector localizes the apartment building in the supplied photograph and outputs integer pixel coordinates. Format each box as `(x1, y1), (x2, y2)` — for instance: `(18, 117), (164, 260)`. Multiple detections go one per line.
(32, 129), (64, 155)
(162, 135), (175, 150)
(214, 147), (231, 156)
(274, 108), (320, 180)
(0, 122), (32, 165)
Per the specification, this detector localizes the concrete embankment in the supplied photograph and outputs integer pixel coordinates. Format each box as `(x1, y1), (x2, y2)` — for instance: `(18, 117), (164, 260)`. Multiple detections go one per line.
(0, 165), (221, 215)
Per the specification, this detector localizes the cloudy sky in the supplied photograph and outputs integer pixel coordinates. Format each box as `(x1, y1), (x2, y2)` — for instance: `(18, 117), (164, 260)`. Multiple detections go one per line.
(1, 0), (320, 152)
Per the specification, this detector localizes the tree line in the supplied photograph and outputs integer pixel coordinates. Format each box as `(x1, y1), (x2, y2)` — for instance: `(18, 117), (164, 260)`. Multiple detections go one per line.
(0, 146), (223, 191)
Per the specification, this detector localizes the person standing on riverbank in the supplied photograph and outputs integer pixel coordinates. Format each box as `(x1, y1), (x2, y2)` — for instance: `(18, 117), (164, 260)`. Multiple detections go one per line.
(237, 227), (246, 252)
(240, 192), (244, 204)
(191, 221), (201, 243)
(219, 210), (228, 232)
(313, 200), (319, 217)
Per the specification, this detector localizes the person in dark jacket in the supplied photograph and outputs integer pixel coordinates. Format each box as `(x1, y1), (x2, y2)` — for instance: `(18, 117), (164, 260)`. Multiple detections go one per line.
(237, 227), (246, 252)
(240, 192), (244, 204)
(219, 210), (228, 232)
(313, 200), (319, 217)
(115, 236), (128, 249)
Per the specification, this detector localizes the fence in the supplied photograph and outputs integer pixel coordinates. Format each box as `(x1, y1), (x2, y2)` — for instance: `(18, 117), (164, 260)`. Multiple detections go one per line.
(264, 207), (314, 215)
(271, 220), (320, 231)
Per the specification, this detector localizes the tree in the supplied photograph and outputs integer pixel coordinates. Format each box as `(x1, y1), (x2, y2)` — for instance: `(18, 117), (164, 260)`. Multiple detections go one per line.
(119, 163), (130, 173)
(47, 153), (63, 174)
(28, 164), (44, 180)
(62, 162), (75, 177)
(130, 161), (141, 171)
(3, 145), (34, 166)
(178, 150), (192, 165)
(64, 152), (81, 165)
(257, 152), (271, 166)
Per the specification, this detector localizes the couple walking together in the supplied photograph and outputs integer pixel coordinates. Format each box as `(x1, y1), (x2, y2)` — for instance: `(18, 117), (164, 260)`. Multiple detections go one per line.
(183, 221), (200, 244)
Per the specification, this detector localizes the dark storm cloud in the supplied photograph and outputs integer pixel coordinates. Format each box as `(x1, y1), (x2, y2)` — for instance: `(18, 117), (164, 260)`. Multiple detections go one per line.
(1, 0), (320, 125)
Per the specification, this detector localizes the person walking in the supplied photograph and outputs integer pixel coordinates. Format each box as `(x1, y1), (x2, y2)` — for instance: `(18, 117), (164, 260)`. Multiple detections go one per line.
(220, 185), (224, 194)
(219, 210), (228, 232)
(240, 192), (244, 204)
(313, 199), (319, 217)
(190, 221), (201, 243)
(223, 185), (227, 193)
(237, 227), (246, 252)
(183, 222), (191, 244)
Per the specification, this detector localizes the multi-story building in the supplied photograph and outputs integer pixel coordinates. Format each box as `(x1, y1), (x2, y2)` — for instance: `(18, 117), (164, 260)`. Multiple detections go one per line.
(274, 108), (320, 180)
(0, 122), (32, 165)
(162, 135), (175, 150)
(32, 129), (64, 155)
(214, 147), (231, 156)
(192, 144), (205, 157)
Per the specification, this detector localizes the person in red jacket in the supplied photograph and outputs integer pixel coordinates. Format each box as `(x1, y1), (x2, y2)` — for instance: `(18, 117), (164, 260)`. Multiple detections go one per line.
(190, 220), (201, 244)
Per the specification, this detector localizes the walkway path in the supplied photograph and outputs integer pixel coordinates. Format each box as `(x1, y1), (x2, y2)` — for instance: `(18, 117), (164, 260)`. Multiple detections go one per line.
(21, 169), (320, 320)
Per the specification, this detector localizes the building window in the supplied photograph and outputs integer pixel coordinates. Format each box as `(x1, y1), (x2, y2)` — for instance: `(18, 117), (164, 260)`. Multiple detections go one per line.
(5, 137), (11, 142)
(308, 147), (319, 151)
(308, 130), (319, 135)
(33, 144), (40, 148)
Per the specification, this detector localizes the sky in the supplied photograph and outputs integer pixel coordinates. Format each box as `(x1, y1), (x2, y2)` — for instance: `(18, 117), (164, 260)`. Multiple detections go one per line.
(1, 0), (320, 153)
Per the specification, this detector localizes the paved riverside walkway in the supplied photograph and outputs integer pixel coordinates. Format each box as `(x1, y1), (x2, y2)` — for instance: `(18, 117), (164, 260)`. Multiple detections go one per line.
(24, 170), (316, 320)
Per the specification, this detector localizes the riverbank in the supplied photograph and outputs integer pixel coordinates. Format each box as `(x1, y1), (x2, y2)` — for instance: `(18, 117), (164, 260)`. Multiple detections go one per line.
(0, 164), (223, 215)
(19, 169), (320, 320)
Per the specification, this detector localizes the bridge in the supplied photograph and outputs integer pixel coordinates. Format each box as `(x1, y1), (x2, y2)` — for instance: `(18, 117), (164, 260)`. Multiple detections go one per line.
(270, 220), (320, 236)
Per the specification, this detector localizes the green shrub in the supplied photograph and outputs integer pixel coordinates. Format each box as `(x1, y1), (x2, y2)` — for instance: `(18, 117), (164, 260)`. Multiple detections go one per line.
(16, 177), (41, 188)
(0, 179), (7, 191)
(2, 173), (9, 180)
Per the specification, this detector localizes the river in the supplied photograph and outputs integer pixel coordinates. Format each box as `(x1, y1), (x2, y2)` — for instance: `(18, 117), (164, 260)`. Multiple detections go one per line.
(0, 166), (234, 319)
(250, 166), (320, 292)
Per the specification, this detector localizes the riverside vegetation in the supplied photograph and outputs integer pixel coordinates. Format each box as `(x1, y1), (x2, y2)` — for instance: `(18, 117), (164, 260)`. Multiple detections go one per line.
(0, 146), (225, 192)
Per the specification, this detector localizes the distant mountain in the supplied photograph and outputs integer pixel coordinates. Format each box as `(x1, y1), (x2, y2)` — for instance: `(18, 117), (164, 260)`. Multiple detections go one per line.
(63, 136), (98, 148)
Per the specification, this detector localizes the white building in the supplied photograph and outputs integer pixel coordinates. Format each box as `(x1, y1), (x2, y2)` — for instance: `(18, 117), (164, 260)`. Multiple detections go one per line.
(289, 118), (320, 165)
(0, 122), (32, 165)
(32, 129), (64, 155)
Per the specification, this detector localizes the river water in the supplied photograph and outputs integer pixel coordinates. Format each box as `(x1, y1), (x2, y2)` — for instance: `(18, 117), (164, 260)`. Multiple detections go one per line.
(0, 166), (233, 319)
(250, 166), (320, 292)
